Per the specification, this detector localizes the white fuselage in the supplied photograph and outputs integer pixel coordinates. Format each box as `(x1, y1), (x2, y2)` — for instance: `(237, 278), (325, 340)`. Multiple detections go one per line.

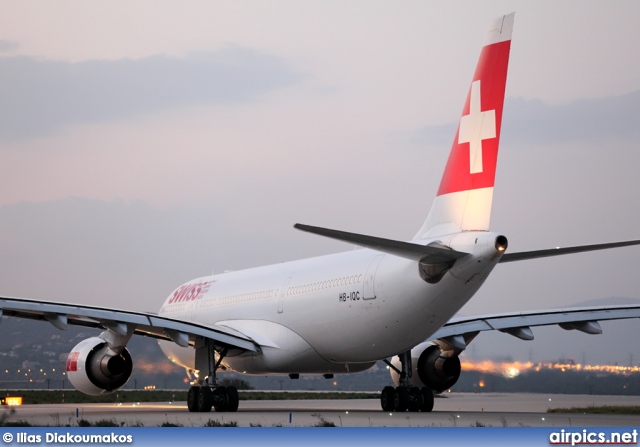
(158, 231), (504, 376)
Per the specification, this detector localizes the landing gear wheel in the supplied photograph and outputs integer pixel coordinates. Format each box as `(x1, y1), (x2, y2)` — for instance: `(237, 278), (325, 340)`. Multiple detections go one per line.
(380, 386), (395, 411)
(420, 387), (434, 412)
(408, 387), (422, 412)
(213, 386), (228, 412)
(225, 386), (239, 412)
(393, 387), (410, 412)
(197, 386), (213, 412)
(187, 386), (199, 412)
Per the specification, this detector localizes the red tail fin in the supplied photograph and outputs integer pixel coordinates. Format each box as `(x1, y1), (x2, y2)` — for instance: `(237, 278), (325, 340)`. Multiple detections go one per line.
(415, 13), (514, 239)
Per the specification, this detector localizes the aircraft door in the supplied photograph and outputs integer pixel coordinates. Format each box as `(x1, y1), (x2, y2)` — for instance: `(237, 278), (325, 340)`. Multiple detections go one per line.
(363, 254), (384, 300)
(277, 277), (292, 313)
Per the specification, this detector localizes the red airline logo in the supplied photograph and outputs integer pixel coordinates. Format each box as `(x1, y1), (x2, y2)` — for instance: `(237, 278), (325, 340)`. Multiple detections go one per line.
(66, 352), (79, 372)
(437, 39), (510, 196)
(459, 80), (496, 174)
(168, 280), (215, 304)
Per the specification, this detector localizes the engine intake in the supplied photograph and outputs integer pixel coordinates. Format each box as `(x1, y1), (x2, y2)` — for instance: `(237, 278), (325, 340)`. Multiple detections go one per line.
(66, 337), (133, 395)
(416, 345), (461, 392)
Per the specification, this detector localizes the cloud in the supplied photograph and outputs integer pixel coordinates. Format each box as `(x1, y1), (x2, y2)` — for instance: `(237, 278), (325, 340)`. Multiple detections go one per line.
(409, 90), (640, 148)
(0, 47), (306, 142)
(0, 40), (19, 52)
(0, 197), (331, 311)
(0, 198), (230, 311)
(503, 92), (640, 145)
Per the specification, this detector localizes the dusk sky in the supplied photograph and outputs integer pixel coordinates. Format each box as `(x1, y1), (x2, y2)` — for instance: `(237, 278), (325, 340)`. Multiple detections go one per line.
(1, 1), (640, 365)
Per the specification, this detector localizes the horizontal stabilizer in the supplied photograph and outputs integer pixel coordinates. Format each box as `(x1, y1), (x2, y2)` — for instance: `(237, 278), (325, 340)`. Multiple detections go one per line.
(499, 239), (640, 263)
(294, 223), (467, 263)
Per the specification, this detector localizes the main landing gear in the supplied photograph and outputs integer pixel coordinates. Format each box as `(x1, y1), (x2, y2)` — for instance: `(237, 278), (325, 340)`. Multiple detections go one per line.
(187, 384), (239, 413)
(381, 351), (434, 412)
(187, 342), (239, 413)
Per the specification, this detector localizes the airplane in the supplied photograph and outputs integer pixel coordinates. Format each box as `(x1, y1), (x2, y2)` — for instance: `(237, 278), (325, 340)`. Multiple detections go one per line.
(2, 12), (640, 414)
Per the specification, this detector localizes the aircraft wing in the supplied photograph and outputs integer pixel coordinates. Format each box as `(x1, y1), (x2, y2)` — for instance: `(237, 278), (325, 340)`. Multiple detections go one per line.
(429, 304), (640, 350)
(0, 296), (259, 352)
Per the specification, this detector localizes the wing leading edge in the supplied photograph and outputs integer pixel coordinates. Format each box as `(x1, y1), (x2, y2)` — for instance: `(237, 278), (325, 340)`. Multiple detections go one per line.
(430, 304), (640, 350)
(0, 296), (258, 352)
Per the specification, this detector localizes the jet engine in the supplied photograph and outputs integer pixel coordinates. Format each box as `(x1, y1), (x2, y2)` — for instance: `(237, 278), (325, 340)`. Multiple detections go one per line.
(415, 345), (461, 391)
(66, 337), (133, 395)
(390, 344), (461, 392)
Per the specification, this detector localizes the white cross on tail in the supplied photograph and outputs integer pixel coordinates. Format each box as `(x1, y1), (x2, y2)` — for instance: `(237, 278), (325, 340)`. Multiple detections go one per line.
(458, 80), (496, 174)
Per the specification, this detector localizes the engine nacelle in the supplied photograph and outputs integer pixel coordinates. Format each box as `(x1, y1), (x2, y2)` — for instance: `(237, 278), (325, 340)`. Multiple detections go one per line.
(390, 344), (461, 392)
(416, 345), (461, 392)
(66, 337), (133, 395)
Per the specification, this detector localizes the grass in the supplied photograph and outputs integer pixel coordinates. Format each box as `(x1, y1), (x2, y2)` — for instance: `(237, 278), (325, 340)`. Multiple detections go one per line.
(0, 419), (240, 427)
(159, 422), (183, 427)
(548, 406), (640, 415)
(203, 419), (238, 427)
(314, 419), (336, 427)
(0, 420), (33, 427)
(77, 418), (122, 427)
(0, 415), (241, 428)
(311, 413), (336, 427)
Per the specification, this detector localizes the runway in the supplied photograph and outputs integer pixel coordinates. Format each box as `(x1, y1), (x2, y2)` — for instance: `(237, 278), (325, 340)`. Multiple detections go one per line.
(3, 393), (640, 427)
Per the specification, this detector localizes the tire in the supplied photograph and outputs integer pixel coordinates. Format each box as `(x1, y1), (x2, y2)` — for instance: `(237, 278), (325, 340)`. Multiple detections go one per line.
(225, 386), (239, 412)
(393, 387), (410, 412)
(187, 386), (199, 412)
(408, 387), (422, 412)
(197, 386), (213, 412)
(213, 386), (228, 412)
(380, 386), (395, 411)
(420, 387), (434, 412)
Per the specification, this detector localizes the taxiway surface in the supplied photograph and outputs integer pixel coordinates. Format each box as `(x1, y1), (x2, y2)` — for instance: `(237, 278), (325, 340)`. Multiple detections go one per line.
(3, 393), (639, 427)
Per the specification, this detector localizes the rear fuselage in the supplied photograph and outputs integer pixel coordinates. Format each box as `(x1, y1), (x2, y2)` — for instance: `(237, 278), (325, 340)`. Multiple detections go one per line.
(158, 231), (505, 375)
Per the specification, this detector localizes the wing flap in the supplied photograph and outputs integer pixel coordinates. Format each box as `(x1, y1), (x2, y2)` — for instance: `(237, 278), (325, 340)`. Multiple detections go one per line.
(431, 304), (640, 341)
(0, 296), (258, 352)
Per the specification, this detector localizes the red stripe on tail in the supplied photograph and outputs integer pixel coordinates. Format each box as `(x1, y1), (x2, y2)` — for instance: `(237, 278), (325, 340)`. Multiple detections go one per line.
(437, 39), (510, 196)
